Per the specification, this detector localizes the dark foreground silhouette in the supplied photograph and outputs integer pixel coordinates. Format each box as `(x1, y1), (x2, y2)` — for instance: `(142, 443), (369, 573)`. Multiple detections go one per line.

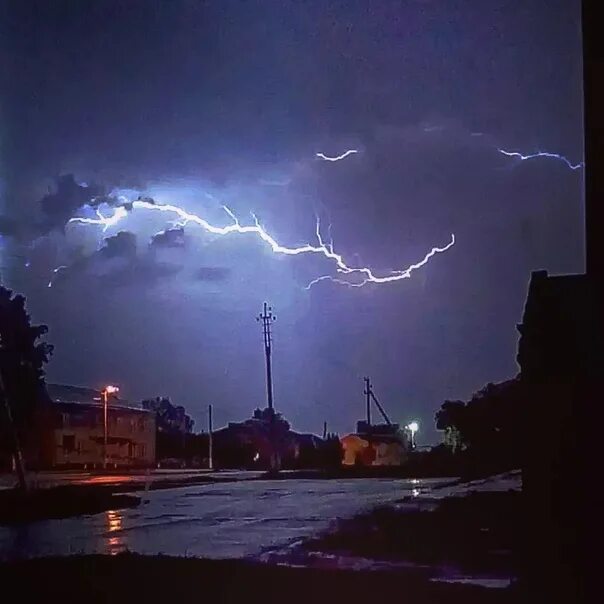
(301, 490), (519, 578)
(0, 485), (140, 524)
(0, 553), (515, 604)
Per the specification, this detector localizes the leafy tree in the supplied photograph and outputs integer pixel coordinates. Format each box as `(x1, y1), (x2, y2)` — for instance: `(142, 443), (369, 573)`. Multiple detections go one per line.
(435, 378), (524, 472)
(0, 286), (53, 488)
(141, 397), (194, 463)
(436, 400), (467, 453)
(141, 396), (194, 434)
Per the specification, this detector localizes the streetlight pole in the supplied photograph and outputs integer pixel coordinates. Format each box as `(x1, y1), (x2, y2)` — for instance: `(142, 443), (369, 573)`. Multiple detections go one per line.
(407, 421), (419, 450)
(102, 385), (119, 470)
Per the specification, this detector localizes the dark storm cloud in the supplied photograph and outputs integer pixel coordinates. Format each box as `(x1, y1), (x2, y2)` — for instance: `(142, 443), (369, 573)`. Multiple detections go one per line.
(51, 230), (182, 289)
(0, 216), (23, 238)
(38, 174), (107, 233)
(99, 231), (137, 259)
(309, 117), (580, 251)
(50, 231), (139, 284)
(1, 0), (583, 438)
(194, 267), (232, 282)
(0, 174), (144, 248)
(149, 227), (186, 249)
(38, 176), (158, 235)
(97, 260), (183, 288)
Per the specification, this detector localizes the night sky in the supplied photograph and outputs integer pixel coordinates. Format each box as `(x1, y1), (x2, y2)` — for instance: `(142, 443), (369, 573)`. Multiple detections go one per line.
(0, 0), (584, 443)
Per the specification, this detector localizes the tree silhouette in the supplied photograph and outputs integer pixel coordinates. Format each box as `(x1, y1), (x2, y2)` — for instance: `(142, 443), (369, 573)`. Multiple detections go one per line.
(0, 286), (53, 489)
(141, 397), (194, 434)
(320, 433), (344, 469)
(435, 378), (524, 472)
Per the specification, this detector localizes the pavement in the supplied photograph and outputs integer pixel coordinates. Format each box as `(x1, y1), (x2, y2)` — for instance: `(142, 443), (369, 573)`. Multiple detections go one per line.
(0, 477), (451, 559)
(0, 470), (520, 564)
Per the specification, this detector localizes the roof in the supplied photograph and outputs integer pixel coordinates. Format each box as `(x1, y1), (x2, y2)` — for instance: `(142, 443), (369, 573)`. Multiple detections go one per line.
(47, 383), (101, 404)
(46, 383), (149, 413)
(50, 400), (151, 415)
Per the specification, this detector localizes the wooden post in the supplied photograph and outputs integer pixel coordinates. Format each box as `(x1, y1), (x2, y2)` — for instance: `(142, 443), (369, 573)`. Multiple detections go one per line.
(0, 375), (28, 491)
(208, 404), (213, 470)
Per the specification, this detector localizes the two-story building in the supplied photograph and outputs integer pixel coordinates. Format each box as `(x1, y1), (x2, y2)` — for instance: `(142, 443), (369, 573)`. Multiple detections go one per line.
(34, 384), (156, 468)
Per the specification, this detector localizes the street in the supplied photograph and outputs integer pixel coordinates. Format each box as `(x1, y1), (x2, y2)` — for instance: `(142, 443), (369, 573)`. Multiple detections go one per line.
(0, 477), (450, 560)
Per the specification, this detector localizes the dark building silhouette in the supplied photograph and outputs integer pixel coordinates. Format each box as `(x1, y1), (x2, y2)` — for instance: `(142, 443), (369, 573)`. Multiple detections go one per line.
(517, 269), (598, 600)
(212, 407), (325, 469)
(516, 7), (603, 601)
(517, 271), (594, 380)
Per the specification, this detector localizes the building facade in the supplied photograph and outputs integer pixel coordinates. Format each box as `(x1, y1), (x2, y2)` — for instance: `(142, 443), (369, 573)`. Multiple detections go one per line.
(341, 422), (411, 466)
(34, 384), (156, 468)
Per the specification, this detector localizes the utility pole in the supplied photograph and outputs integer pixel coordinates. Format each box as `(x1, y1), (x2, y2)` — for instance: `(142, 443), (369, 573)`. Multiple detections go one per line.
(208, 404), (213, 470)
(323, 421), (328, 440)
(364, 377), (371, 426)
(257, 302), (276, 412)
(257, 302), (280, 472)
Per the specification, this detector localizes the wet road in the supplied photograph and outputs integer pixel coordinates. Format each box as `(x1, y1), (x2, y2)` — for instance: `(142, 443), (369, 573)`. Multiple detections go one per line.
(0, 478), (448, 560)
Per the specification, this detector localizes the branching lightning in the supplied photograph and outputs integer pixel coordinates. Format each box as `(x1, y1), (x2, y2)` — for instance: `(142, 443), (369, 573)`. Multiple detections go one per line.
(47, 265), (68, 288)
(497, 148), (583, 170)
(316, 149), (358, 162)
(66, 199), (454, 288)
(305, 232), (455, 289)
(69, 207), (129, 231)
(41, 130), (583, 292)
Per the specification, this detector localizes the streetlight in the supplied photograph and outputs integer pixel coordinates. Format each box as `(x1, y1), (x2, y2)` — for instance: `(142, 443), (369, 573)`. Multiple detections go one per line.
(102, 385), (119, 469)
(407, 421), (419, 449)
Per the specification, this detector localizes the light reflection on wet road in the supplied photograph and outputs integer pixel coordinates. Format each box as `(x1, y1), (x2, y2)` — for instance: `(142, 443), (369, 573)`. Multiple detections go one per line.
(0, 478), (448, 560)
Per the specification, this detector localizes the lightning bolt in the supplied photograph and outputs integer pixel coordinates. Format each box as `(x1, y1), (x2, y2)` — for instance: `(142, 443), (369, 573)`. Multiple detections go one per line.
(47, 265), (68, 288)
(69, 206), (129, 231)
(305, 234), (455, 289)
(67, 199), (454, 288)
(497, 148), (583, 170)
(316, 149), (358, 162)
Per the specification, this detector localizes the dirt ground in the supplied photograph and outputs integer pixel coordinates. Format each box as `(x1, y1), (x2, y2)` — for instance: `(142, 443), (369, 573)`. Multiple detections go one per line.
(0, 553), (516, 604)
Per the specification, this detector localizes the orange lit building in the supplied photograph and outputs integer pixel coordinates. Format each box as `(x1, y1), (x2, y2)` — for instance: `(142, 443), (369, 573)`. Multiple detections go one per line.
(341, 421), (410, 467)
(32, 384), (156, 468)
